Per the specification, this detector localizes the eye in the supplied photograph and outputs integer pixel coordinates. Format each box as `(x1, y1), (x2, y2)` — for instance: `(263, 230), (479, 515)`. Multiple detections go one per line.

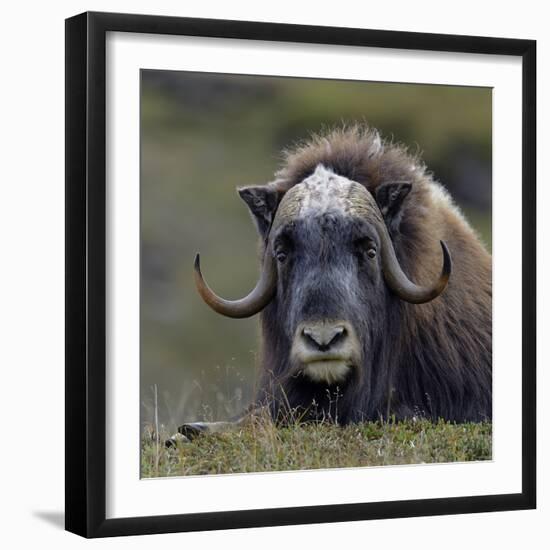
(353, 237), (377, 260)
(276, 250), (287, 263)
(274, 228), (294, 263)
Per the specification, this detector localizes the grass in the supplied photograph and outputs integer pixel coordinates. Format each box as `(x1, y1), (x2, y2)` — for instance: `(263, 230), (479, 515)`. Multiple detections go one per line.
(141, 416), (492, 478)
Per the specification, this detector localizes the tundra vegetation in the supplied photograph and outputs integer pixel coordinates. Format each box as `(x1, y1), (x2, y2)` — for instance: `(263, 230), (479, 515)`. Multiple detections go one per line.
(141, 415), (492, 477)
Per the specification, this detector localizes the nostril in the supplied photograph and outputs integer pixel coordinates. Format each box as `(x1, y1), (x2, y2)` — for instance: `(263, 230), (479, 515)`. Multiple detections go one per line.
(301, 325), (348, 351)
(302, 328), (322, 351)
(328, 326), (347, 348)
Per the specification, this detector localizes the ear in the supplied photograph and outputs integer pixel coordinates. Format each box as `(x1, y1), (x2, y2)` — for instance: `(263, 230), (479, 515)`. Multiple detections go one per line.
(375, 181), (412, 232)
(238, 185), (281, 238)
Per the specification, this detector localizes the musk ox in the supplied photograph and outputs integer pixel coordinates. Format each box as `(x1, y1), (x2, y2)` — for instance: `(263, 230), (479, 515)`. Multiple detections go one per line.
(185, 125), (491, 436)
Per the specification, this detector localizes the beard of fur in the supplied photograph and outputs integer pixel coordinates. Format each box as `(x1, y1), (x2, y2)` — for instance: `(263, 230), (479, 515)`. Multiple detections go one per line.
(256, 296), (396, 425)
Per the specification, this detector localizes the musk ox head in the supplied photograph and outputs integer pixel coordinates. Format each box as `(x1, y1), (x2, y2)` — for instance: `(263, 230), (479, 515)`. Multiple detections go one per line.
(194, 164), (451, 393)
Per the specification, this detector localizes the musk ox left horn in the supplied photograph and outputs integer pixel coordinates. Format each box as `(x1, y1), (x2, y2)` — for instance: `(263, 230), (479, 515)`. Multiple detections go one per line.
(194, 250), (277, 318)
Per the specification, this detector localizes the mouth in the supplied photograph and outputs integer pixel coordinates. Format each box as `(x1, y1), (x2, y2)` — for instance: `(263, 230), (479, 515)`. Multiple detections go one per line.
(300, 358), (353, 385)
(290, 320), (360, 385)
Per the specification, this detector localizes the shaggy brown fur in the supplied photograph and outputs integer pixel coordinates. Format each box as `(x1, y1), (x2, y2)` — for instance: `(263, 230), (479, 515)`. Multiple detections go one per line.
(259, 125), (492, 421)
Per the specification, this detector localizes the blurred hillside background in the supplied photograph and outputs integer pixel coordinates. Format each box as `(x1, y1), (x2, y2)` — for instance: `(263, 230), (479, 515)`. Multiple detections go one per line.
(140, 70), (492, 430)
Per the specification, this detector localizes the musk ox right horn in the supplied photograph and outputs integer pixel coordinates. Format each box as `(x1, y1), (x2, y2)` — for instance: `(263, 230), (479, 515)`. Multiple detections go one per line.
(379, 227), (451, 304)
(194, 249), (277, 318)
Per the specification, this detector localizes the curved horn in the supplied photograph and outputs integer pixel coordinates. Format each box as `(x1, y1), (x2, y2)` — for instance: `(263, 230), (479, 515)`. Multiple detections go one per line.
(379, 228), (451, 304)
(194, 250), (277, 318)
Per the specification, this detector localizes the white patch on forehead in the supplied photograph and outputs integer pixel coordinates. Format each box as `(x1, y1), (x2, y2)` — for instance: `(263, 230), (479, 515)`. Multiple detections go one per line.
(297, 164), (357, 217)
(273, 164), (381, 228)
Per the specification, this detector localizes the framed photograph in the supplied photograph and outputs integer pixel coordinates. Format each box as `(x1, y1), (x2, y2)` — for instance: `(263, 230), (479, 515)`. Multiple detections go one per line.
(65, 11), (536, 538)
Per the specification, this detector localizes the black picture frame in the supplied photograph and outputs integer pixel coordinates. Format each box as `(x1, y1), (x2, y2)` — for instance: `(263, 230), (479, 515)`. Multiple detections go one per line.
(65, 11), (536, 538)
